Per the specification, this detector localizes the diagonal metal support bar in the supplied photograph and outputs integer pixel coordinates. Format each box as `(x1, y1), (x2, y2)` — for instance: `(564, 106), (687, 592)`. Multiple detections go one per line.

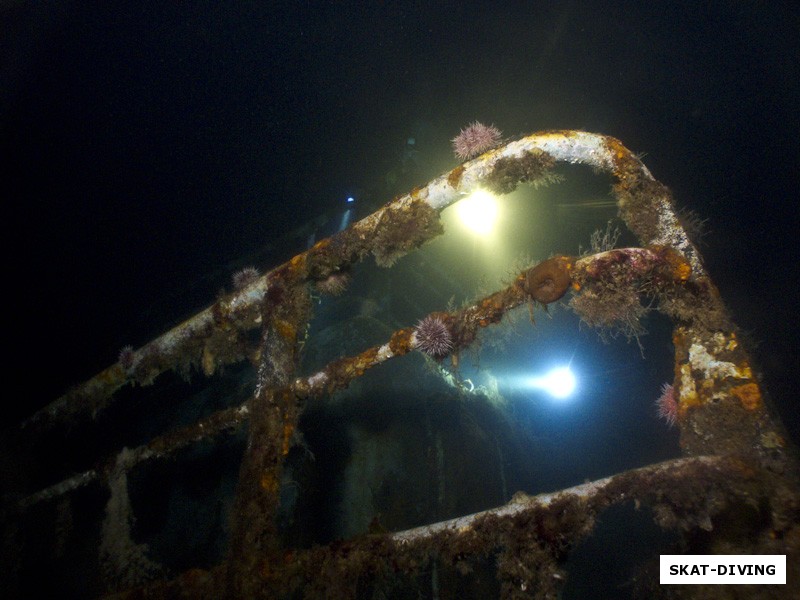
(21, 131), (685, 432)
(16, 245), (692, 510)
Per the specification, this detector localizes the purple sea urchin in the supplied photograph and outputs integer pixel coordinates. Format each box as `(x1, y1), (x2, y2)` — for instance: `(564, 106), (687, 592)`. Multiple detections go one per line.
(452, 121), (502, 161)
(118, 345), (135, 372)
(413, 315), (453, 357)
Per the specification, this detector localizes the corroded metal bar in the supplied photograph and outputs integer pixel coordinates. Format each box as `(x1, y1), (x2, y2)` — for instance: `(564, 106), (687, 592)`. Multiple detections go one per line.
(18, 127), (794, 598)
(105, 454), (794, 599)
(18, 469), (99, 510)
(292, 246), (690, 399)
(17, 246), (687, 509)
(18, 404), (249, 509)
(22, 131), (679, 432)
(18, 236), (790, 513)
(10, 252), (539, 509)
(390, 455), (738, 544)
(226, 275), (312, 596)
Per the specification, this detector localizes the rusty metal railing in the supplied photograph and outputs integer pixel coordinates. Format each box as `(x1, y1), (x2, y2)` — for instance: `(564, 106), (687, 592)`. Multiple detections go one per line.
(3, 131), (797, 599)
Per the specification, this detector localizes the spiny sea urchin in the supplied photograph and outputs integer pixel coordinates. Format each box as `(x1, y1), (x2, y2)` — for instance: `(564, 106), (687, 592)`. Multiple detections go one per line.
(118, 345), (136, 372)
(316, 272), (351, 296)
(413, 315), (453, 357)
(232, 266), (260, 290)
(452, 121), (502, 161)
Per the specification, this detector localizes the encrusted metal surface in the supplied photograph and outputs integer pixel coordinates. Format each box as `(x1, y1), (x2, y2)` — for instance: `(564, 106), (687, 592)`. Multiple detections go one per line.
(5, 131), (797, 599)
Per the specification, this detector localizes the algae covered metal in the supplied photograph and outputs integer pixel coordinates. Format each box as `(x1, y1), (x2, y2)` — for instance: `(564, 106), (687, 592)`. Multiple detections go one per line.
(3, 131), (797, 599)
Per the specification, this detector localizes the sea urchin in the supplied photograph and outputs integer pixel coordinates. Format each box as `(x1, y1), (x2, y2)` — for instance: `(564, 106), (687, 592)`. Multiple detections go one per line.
(413, 315), (453, 358)
(655, 383), (678, 427)
(451, 121), (502, 161)
(118, 345), (136, 372)
(316, 272), (351, 296)
(232, 266), (260, 290)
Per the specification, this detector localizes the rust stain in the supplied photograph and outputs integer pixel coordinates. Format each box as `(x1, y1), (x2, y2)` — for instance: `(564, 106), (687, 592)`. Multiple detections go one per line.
(260, 472), (278, 494)
(311, 238), (330, 252)
(677, 363), (700, 417)
(282, 422), (295, 456)
(660, 247), (692, 281)
(388, 328), (413, 354)
(289, 253), (307, 275)
(274, 319), (296, 341)
(731, 383), (762, 411)
(447, 165), (466, 188)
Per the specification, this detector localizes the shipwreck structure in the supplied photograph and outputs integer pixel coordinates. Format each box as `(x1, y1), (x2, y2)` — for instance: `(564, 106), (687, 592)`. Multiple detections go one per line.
(1, 131), (797, 599)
